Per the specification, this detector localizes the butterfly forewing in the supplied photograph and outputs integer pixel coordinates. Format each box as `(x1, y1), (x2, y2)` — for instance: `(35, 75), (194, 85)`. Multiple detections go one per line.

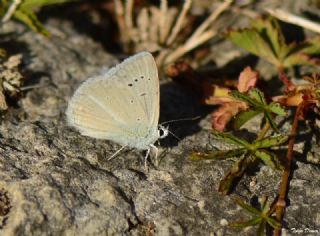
(115, 52), (159, 127)
(66, 52), (160, 149)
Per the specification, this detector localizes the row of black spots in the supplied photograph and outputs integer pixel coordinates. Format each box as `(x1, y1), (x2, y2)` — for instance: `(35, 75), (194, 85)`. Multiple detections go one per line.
(127, 75), (151, 87)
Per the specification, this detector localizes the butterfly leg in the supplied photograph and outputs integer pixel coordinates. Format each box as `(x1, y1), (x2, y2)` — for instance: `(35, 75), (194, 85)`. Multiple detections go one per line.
(108, 145), (126, 161)
(149, 144), (159, 166)
(144, 147), (151, 171)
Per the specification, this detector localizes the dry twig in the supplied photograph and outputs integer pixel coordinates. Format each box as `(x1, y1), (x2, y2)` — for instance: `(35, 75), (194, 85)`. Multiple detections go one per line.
(114, 0), (232, 67)
(266, 8), (320, 34)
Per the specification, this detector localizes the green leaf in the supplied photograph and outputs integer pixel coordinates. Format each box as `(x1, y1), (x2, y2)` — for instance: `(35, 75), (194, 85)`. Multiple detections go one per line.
(219, 153), (253, 194)
(264, 110), (279, 132)
(235, 198), (262, 215)
(5, 0), (79, 36)
(13, 8), (50, 36)
(265, 217), (281, 229)
(227, 29), (279, 66)
(231, 217), (262, 228)
(20, 0), (79, 9)
(232, 89), (285, 132)
(213, 131), (251, 148)
(231, 90), (262, 107)
(249, 88), (266, 105)
(234, 109), (262, 129)
(228, 17), (320, 68)
(252, 17), (285, 58)
(283, 51), (317, 67)
(268, 102), (286, 116)
(252, 135), (287, 149)
(189, 149), (246, 161)
(302, 37), (320, 55)
(231, 196), (281, 234)
(254, 150), (283, 170)
(281, 41), (318, 67)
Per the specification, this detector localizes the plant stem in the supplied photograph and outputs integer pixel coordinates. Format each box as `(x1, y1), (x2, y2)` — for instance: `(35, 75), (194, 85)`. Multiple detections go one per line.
(278, 69), (296, 92)
(273, 103), (303, 236)
(256, 122), (270, 141)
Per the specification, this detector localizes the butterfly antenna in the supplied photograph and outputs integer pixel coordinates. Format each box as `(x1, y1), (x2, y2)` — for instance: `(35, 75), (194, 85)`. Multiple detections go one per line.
(168, 129), (181, 141)
(161, 116), (201, 125)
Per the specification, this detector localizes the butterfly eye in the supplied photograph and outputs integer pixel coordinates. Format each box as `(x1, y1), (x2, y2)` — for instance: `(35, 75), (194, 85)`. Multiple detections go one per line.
(158, 125), (169, 139)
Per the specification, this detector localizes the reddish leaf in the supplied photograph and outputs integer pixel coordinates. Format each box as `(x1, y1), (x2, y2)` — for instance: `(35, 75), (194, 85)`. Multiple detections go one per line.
(204, 86), (235, 105)
(212, 102), (247, 131)
(237, 67), (259, 92)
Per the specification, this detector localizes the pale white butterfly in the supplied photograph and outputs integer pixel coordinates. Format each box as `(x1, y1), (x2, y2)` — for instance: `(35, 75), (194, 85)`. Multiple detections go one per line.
(66, 51), (168, 168)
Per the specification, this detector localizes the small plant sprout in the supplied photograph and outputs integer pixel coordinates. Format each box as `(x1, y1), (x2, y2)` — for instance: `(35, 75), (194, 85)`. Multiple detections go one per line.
(0, 0), (79, 36)
(231, 197), (281, 236)
(190, 131), (287, 195)
(227, 17), (320, 71)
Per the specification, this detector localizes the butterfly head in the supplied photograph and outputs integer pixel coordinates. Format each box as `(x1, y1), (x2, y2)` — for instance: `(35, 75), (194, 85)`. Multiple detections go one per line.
(158, 124), (169, 139)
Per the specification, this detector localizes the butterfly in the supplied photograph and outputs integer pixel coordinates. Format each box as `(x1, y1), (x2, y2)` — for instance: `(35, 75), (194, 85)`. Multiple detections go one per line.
(66, 52), (168, 169)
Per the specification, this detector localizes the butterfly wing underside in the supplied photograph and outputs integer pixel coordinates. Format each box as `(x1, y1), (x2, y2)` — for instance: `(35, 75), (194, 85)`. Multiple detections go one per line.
(66, 52), (160, 149)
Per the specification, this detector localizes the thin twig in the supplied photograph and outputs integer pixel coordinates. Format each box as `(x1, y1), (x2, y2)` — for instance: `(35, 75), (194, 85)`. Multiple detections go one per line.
(137, 8), (148, 44)
(162, 8), (179, 45)
(164, 30), (216, 64)
(2, 0), (22, 23)
(114, 0), (131, 50)
(149, 6), (160, 44)
(187, 0), (232, 43)
(266, 8), (320, 34)
(163, 0), (231, 64)
(125, 0), (134, 29)
(159, 0), (168, 44)
(166, 0), (192, 45)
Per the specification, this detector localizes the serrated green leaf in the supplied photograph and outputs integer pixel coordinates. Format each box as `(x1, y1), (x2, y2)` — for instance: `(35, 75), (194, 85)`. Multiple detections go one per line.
(268, 102), (286, 116)
(231, 90), (262, 108)
(283, 52), (318, 67)
(249, 88), (266, 105)
(280, 41), (319, 67)
(13, 8), (50, 36)
(219, 154), (253, 194)
(234, 109), (262, 129)
(189, 149), (246, 161)
(252, 17), (285, 59)
(254, 150), (283, 170)
(227, 29), (279, 66)
(231, 217), (262, 228)
(228, 17), (320, 68)
(252, 135), (287, 149)
(301, 37), (320, 55)
(266, 217), (281, 229)
(235, 198), (262, 215)
(213, 131), (251, 148)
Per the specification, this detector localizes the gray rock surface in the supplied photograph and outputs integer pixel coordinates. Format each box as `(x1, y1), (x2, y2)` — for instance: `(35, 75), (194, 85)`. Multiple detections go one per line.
(0, 17), (319, 236)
